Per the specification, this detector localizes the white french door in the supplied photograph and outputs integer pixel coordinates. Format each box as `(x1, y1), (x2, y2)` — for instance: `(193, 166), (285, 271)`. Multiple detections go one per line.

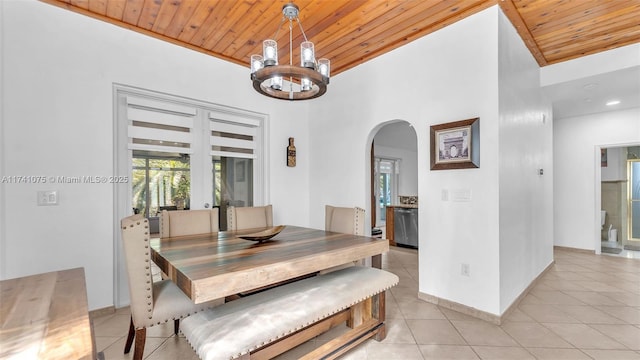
(113, 84), (268, 307)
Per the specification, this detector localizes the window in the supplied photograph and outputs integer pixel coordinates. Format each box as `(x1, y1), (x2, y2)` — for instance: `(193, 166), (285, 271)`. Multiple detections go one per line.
(132, 152), (190, 217)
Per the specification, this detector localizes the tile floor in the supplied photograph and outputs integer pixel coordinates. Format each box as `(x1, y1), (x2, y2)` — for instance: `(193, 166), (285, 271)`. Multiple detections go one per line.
(601, 240), (640, 259)
(92, 247), (640, 359)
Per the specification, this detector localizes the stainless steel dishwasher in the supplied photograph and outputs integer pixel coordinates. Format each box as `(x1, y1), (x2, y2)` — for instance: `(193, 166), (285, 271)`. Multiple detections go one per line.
(394, 207), (418, 248)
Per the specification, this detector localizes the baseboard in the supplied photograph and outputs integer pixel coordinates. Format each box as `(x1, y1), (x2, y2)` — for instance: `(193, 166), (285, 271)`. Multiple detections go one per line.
(553, 245), (593, 254)
(418, 260), (555, 325)
(418, 292), (502, 325)
(89, 306), (116, 319)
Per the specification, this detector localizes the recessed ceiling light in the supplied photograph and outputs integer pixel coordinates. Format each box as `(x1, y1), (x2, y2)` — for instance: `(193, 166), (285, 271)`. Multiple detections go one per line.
(606, 100), (621, 106)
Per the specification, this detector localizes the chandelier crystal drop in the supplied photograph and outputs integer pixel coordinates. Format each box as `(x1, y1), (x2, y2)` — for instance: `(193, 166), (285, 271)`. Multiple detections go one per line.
(249, 3), (330, 101)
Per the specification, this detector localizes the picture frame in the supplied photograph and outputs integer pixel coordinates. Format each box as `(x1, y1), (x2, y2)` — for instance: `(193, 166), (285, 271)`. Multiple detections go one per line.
(430, 117), (480, 170)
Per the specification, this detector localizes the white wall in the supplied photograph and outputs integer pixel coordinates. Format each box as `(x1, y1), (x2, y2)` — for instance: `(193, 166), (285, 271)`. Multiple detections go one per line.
(497, 12), (554, 313)
(554, 108), (640, 250)
(0, 0), (310, 310)
(374, 144), (418, 199)
(308, 7), (504, 315)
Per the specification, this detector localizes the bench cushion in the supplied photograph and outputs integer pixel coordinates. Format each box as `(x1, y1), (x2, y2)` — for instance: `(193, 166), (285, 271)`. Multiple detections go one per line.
(181, 266), (398, 360)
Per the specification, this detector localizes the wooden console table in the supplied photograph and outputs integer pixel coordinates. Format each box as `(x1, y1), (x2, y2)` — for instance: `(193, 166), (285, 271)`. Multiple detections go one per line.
(0, 268), (96, 359)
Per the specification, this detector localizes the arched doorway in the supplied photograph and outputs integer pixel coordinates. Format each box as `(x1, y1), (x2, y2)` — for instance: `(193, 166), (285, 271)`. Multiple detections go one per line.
(368, 121), (418, 246)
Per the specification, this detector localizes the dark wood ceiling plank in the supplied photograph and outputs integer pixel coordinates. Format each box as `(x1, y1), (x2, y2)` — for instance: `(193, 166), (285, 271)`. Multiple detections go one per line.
(150, 0), (183, 34)
(163, 0), (201, 38)
(534, 4), (640, 44)
(526, 2), (637, 37)
(543, 25), (640, 64)
(230, 0), (355, 61)
(185, 1), (239, 47)
(105, 0), (126, 20)
(88, 0), (108, 15)
(121, 0), (145, 26)
(213, 0), (283, 59)
(313, 0), (453, 63)
(235, 0), (372, 68)
(136, 0), (162, 30)
(200, 1), (259, 51)
(175, 1), (221, 43)
(68, 0), (89, 10)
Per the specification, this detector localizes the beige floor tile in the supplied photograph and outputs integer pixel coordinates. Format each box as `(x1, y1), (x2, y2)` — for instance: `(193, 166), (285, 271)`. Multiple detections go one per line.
(99, 336), (168, 360)
(595, 306), (640, 324)
(552, 304), (628, 324)
(589, 324), (640, 350)
(525, 347), (591, 359)
(364, 342), (424, 359)
(501, 321), (573, 348)
(574, 281), (632, 293)
(539, 279), (591, 291)
(529, 290), (587, 305)
(418, 344), (480, 359)
(92, 314), (132, 337)
(406, 319), (467, 345)
(398, 299), (447, 320)
(562, 291), (628, 306)
(450, 320), (518, 347)
(518, 304), (580, 323)
(501, 308), (535, 323)
(145, 336), (199, 360)
(581, 349), (640, 359)
(542, 323), (628, 349)
(471, 346), (535, 359)
(94, 336), (122, 352)
(379, 318), (419, 344)
(600, 292), (640, 307)
(390, 286), (421, 303)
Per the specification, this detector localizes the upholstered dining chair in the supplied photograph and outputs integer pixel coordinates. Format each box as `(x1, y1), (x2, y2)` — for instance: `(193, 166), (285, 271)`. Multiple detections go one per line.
(159, 208), (219, 238)
(325, 205), (365, 236)
(120, 214), (222, 360)
(226, 204), (273, 231)
(322, 205), (366, 273)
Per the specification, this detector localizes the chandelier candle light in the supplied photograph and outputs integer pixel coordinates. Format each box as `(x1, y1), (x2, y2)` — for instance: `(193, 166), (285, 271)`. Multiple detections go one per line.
(250, 3), (330, 101)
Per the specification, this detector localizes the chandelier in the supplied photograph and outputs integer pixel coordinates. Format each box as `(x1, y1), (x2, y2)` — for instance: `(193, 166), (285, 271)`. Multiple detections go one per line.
(250, 3), (330, 101)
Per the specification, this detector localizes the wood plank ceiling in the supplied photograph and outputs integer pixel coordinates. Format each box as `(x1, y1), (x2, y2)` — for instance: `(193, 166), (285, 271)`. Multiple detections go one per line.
(42, 0), (640, 76)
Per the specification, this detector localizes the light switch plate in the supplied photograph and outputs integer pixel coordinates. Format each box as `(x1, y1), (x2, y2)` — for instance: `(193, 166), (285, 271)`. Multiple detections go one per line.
(37, 190), (58, 206)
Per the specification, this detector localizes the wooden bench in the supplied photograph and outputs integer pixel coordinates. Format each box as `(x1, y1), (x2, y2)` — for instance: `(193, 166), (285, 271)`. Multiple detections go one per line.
(180, 266), (399, 360)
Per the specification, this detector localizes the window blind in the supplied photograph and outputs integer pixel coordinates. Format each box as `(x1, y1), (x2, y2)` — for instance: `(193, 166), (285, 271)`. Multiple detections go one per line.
(208, 111), (259, 159)
(126, 96), (197, 154)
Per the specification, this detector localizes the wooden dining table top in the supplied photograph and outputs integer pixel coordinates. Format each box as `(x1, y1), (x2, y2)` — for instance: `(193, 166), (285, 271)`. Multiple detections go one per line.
(150, 225), (389, 304)
(0, 268), (95, 360)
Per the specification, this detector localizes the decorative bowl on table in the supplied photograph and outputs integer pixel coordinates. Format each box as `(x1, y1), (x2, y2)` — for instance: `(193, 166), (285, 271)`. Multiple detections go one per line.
(237, 225), (285, 242)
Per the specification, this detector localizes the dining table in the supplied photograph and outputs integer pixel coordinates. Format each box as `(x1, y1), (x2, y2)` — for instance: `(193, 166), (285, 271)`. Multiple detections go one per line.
(150, 225), (389, 304)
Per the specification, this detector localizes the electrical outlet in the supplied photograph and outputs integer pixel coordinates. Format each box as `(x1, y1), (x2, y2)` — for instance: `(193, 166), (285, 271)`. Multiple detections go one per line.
(461, 263), (470, 277)
(37, 190), (58, 206)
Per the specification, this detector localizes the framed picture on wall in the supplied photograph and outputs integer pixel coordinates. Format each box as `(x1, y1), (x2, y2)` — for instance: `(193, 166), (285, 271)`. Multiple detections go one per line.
(430, 117), (480, 170)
